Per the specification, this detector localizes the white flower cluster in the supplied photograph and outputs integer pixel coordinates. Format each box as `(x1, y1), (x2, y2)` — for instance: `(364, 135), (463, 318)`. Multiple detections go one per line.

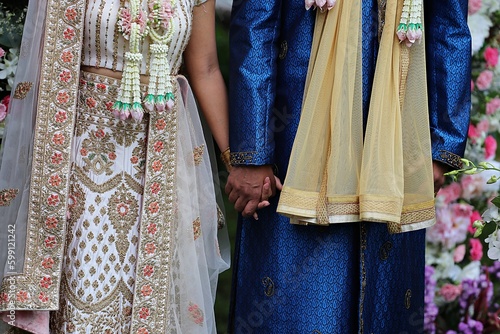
(0, 48), (19, 91)
(468, 0), (500, 54)
(481, 205), (500, 260)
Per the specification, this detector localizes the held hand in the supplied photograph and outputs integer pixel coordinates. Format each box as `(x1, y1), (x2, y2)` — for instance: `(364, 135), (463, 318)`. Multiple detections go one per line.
(433, 161), (448, 195)
(225, 165), (277, 218)
(252, 176), (284, 220)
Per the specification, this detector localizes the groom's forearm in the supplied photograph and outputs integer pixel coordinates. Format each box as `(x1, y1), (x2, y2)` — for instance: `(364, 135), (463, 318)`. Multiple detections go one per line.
(424, 0), (471, 169)
(228, 0), (283, 167)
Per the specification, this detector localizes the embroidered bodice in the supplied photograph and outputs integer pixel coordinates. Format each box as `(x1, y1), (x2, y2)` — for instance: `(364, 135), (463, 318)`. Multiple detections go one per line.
(81, 0), (206, 75)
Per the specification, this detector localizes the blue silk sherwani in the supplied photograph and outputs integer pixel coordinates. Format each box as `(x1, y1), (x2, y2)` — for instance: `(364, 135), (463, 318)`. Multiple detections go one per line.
(228, 0), (471, 333)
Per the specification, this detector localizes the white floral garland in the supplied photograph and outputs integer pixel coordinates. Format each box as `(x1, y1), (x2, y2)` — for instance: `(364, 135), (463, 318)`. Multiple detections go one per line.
(396, 0), (423, 47)
(113, 0), (176, 121)
(305, 0), (423, 47)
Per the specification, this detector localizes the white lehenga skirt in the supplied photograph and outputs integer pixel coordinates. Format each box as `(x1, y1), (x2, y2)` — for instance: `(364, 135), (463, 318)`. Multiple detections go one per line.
(48, 71), (229, 334)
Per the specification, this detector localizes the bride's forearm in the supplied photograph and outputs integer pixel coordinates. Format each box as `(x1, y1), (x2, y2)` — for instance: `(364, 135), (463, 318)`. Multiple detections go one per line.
(188, 69), (229, 153)
(183, 0), (229, 153)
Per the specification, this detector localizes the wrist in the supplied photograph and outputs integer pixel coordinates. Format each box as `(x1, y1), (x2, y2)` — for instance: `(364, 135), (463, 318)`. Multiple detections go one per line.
(220, 147), (231, 172)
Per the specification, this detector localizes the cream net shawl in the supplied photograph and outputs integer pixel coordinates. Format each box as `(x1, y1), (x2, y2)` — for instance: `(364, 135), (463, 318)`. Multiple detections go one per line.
(277, 0), (435, 233)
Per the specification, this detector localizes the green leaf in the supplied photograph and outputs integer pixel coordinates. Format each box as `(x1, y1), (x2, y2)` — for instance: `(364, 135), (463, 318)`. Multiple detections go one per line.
(491, 196), (500, 208)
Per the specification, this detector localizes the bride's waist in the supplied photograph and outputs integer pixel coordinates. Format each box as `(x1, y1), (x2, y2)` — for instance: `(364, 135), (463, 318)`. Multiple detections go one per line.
(80, 66), (151, 85)
(80, 66), (181, 84)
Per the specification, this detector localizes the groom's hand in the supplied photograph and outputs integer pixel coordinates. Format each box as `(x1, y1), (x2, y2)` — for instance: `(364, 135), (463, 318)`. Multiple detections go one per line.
(225, 165), (277, 218)
(433, 160), (449, 195)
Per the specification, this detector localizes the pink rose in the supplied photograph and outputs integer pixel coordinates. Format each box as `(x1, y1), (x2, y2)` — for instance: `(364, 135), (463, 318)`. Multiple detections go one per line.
(469, 238), (483, 261)
(476, 119), (490, 133)
(429, 204), (470, 249)
(468, 124), (480, 141)
(476, 70), (494, 91)
(437, 182), (462, 205)
(452, 203), (473, 219)
(468, 0), (482, 15)
(0, 47), (5, 58)
(486, 97), (500, 115)
(0, 103), (6, 122)
(469, 210), (481, 234)
(484, 135), (497, 159)
(454, 244), (466, 262)
(484, 47), (499, 68)
(439, 283), (462, 302)
(2, 95), (10, 109)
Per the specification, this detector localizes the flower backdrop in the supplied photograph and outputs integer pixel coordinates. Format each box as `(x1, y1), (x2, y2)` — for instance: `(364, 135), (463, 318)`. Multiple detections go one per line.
(424, 1), (500, 332)
(0, 0), (499, 333)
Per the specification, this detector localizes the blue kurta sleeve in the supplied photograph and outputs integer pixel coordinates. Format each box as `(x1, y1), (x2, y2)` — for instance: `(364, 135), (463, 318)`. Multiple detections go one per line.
(424, 0), (471, 169)
(228, 0), (282, 166)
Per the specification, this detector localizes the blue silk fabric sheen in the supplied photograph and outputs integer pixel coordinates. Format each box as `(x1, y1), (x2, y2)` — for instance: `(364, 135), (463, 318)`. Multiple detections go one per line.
(228, 0), (470, 332)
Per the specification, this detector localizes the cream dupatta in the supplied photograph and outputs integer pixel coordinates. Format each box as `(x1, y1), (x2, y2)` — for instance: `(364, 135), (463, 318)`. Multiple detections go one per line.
(277, 0), (435, 233)
(0, 0), (229, 333)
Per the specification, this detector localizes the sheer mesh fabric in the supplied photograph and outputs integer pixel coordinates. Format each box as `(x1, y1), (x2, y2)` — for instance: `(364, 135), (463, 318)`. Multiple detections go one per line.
(277, 0), (435, 233)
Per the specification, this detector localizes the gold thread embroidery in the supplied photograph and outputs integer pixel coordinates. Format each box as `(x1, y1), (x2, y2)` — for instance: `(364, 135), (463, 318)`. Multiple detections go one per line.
(0, 1), (87, 312)
(0, 188), (19, 206)
(261, 277), (275, 297)
(216, 205), (225, 230)
(13, 82), (33, 99)
(130, 76), (179, 333)
(439, 150), (463, 169)
(95, 0), (106, 68)
(230, 151), (257, 166)
(405, 289), (412, 309)
(74, 166), (122, 193)
(193, 144), (205, 166)
(108, 184), (140, 262)
(278, 40), (288, 60)
(193, 217), (201, 240)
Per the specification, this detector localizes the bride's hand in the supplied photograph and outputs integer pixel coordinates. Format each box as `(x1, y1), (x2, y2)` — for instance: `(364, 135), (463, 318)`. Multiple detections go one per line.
(253, 176), (283, 220)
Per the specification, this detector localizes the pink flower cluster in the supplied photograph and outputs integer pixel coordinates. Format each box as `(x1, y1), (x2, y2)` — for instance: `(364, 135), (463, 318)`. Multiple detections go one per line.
(484, 135), (497, 159)
(468, 0), (482, 15)
(0, 47), (5, 58)
(469, 238), (483, 261)
(117, 8), (148, 40)
(0, 95), (10, 122)
(427, 203), (471, 249)
(305, 0), (336, 11)
(486, 97), (500, 115)
(431, 181), (491, 259)
(473, 47), (499, 91)
(484, 47), (499, 68)
(467, 119), (498, 161)
(439, 283), (463, 302)
(476, 70), (494, 91)
(148, 0), (173, 30)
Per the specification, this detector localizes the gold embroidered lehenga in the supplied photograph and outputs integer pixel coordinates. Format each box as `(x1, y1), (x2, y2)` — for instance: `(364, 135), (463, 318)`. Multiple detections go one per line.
(0, 1), (229, 333)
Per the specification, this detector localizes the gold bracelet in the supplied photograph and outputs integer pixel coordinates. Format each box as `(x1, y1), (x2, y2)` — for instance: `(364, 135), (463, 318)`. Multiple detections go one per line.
(220, 147), (231, 172)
